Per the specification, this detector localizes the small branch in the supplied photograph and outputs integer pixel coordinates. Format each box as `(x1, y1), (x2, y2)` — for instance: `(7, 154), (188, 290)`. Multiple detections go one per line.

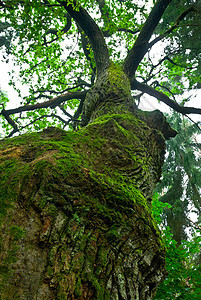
(187, 217), (201, 231)
(153, 81), (177, 102)
(73, 97), (84, 120)
(20, 113), (71, 130)
(41, 3), (61, 7)
(131, 79), (201, 115)
(96, 0), (140, 37)
(30, 58), (49, 71)
(44, 12), (72, 38)
(117, 28), (140, 35)
(184, 115), (201, 133)
(148, 6), (195, 49)
(95, 0), (110, 23)
(6, 128), (19, 138)
(165, 56), (195, 70)
(77, 24), (96, 73)
(32, 82), (90, 96)
(59, 105), (74, 119)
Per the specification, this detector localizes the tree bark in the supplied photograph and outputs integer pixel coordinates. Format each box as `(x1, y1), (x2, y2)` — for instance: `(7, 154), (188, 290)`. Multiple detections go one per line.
(0, 66), (176, 299)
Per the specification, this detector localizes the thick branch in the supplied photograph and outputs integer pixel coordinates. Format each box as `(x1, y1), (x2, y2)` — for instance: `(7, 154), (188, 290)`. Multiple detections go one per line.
(59, 0), (110, 74)
(131, 79), (201, 115)
(0, 91), (87, 116)
(123, 0), (172, 79)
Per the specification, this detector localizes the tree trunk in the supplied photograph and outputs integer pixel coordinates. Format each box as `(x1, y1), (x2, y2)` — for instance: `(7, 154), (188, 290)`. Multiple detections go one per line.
(0, 65), (176, 299)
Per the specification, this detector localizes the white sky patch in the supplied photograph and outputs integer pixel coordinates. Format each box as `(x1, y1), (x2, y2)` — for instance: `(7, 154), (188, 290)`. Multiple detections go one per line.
(0, 59), (26, 109)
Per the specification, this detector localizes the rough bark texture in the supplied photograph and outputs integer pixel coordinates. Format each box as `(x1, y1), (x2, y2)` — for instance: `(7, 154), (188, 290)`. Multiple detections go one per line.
(0, 66), (176, 299)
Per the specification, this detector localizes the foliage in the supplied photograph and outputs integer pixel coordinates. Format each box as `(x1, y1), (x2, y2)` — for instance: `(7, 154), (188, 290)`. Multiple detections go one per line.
(157, 0), (201, 92)
(153, 112), (201, 297)
(155, 111), (201, 244)
(0, 0), (201, 137)
(152, 194), (201, 299)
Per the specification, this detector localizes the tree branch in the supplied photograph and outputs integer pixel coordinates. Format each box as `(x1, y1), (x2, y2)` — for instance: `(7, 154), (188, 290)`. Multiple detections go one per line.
(0, 91), (87, 116)
(1, 108), (18, 131)
(187, 217), (201, 230)
(20, 113), (71, 131)
(77, 24), (96, 74)
(32, 83), (90, 97)
(148, 6), (195, 49)
(44, 12), (72, 38)
(96, 0), (109, 19)
(131, 79), (201, 115)
(96, 0), (140, 37)
(59, 0), (110, 75)
(123, 0), (172, 79)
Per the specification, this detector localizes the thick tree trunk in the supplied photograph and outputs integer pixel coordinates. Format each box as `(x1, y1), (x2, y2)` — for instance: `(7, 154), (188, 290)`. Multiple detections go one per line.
(0, 65), (176, 299)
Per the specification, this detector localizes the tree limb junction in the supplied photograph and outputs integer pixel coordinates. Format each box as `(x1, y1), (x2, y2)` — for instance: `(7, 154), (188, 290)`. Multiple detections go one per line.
(123, 0), (172, 79)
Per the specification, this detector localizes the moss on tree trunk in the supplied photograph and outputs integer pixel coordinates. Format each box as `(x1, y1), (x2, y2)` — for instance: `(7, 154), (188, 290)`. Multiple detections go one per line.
(0, 66), (176, 299)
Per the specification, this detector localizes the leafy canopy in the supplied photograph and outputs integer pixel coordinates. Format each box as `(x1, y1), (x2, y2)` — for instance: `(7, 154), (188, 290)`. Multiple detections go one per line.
(0, 0), (201, 137)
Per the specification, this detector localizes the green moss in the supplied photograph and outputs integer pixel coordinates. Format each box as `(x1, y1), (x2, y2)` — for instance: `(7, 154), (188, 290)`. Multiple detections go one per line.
(0, 112), (159, 226)
(9, 225), (25, 241)
(107, 62), (131, 97)
(74, 277), (82, 297)
(97, 246), (108, 267)
(47, 265), (54, 277)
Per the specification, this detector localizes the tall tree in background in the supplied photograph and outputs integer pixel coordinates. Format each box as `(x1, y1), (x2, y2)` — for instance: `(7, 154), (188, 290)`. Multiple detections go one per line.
(155, 112), (201, 244)
(0, 0), (201, 299)
(153, 113), (201, 299)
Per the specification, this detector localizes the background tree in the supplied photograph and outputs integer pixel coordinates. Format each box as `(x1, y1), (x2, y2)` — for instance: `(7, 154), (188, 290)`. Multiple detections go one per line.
(152, 194), (201, 299)
(153, 113), (201, 298)
(155, 112), (201, 244)
(0, 0), (201, 299)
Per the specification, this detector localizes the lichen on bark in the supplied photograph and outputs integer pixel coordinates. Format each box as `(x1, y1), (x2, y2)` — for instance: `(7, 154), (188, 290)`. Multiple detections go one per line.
(0, 105), (176, 299)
